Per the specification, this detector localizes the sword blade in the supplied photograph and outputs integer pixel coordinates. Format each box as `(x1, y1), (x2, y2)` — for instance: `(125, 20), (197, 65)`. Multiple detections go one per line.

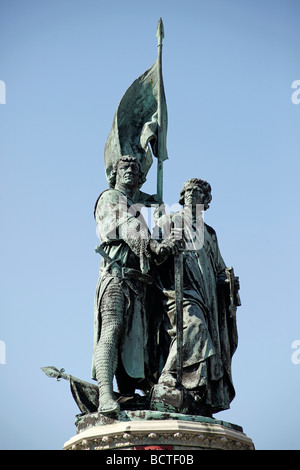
(174, 251), (183, 385)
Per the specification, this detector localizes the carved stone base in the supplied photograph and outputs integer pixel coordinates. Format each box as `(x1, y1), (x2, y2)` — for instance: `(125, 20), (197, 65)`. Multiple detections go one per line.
(63, 410), (254, 450)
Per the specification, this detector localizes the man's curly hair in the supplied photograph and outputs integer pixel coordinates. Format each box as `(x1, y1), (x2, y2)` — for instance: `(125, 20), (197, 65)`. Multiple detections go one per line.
(94, 156), (146, 219)
(179, 178), (212, 210)
(108, 155), (146, 188)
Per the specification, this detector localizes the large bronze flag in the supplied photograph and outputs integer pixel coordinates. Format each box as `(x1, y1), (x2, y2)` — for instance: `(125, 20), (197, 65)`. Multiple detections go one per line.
(104, 20), (168, 198)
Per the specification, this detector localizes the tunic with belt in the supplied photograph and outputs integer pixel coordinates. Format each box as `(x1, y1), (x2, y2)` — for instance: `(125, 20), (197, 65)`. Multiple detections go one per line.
(91, 188), (158, 387)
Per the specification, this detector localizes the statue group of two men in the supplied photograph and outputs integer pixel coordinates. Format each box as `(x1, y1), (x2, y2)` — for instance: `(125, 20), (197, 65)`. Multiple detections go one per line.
(92, 155), (240, 417)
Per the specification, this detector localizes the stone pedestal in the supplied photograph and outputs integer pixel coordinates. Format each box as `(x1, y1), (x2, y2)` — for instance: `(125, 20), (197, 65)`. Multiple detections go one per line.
(63, 410), (254, 450)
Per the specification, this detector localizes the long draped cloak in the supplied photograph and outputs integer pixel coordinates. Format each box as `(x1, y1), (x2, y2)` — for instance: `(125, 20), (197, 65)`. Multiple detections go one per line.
(157, 209), (238, 413)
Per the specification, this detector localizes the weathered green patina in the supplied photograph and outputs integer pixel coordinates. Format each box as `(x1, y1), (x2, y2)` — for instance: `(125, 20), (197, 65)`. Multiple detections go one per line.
(42, 18), (241, 423)
(92, 155), (176, 413)
(150, 179), (240, 416)
(104, 18), (167, 203)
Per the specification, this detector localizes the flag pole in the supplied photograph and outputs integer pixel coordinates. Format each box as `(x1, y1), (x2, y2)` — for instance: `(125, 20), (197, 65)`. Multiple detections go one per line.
(156, 18), (165, 203)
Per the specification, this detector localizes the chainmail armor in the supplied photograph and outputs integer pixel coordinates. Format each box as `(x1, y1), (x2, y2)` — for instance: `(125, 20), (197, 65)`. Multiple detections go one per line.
(94, 278), (125, 407)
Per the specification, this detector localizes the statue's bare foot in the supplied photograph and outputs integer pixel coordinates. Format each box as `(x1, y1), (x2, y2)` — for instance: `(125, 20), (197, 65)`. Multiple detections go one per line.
(98, 393), (120, 414)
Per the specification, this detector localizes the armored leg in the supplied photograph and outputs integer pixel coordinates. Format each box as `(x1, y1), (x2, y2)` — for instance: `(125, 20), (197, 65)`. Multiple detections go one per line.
(94, 278), (124, 413)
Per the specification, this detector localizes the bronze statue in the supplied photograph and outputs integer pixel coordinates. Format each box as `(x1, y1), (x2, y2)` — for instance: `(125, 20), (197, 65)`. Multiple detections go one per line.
(150, 178), (240, 416)
(92, 155), (176, 413)
(42, 20), (241, 423)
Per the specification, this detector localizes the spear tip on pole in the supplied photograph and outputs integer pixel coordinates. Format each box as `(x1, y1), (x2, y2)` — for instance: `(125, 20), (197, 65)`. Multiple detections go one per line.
(156, 17), (165, 44)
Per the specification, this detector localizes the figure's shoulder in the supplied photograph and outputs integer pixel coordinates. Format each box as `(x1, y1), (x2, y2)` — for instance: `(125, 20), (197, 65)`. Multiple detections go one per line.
(99, 188), (120, 200)
(96, 188), (123, 205)
(94, 188), (121, 218)
(204, 222), (217, 238)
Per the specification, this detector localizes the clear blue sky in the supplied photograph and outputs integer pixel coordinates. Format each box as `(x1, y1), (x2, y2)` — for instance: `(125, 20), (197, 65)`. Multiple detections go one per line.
(1, 0), (300, 450)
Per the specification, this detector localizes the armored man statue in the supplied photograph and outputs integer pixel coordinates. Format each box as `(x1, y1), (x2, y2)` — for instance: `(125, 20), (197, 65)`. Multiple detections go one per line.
(92, 155), (177, 413)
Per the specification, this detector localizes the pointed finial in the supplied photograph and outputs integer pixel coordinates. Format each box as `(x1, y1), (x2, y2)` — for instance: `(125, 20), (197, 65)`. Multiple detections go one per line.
(41, 366), (67, 381)
(156, 17), (164, 46)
